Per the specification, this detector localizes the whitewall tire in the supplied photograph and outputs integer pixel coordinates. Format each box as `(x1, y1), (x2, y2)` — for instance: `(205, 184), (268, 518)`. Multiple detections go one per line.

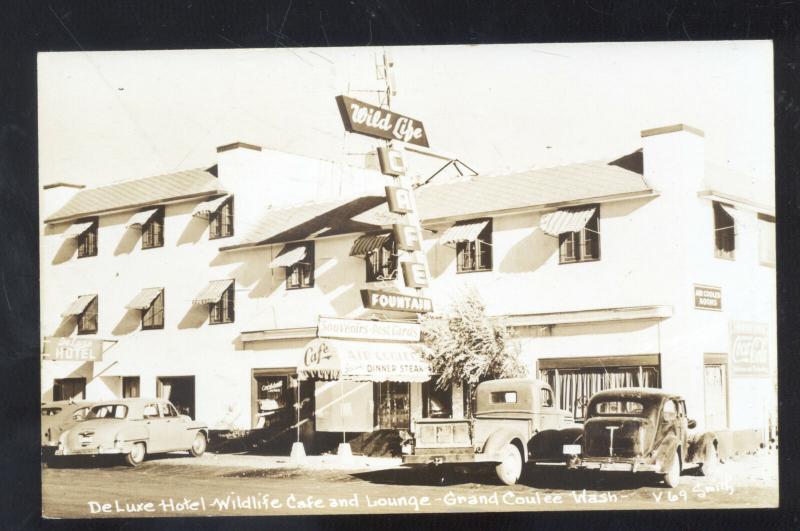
(495, 443), (523, 486)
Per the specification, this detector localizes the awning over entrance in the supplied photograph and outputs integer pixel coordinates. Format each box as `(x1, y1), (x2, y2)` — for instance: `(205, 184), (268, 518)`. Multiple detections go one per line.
(299, 338), (430, 383)
(539, 206), (596, 236)
(193, 279), (233, 305)
(63, 220), (95, 240)
(269, 245), (307, 268)
(192, 194), (229, 219)
(350, 232), (391, 257)
(438, 220), (489, 245)
(125, 287), (163, 310)
(61, 294), (96, 318)
(126, 208), (160, 229)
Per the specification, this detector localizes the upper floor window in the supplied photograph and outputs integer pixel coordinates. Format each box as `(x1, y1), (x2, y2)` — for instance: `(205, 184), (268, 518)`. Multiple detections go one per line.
(456, 219), (493, 273)
(286, 242), (315, 290)
(558, 207), (600, 264)
(78, 295), (98, 335)
(209, 197), (234, 239)
(142, 207), (165, 249)
(366, 238), (398, 282)
(713, 201), (735, 260)
(77, 218), (98, 258)
(210, 283), (235, 324)
(142, 289), (165, 330)
(758, 213), (776, 267)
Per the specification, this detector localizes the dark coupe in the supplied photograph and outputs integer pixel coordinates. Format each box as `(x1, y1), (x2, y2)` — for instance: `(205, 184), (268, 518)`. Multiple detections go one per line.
(564, 388), (719, 487)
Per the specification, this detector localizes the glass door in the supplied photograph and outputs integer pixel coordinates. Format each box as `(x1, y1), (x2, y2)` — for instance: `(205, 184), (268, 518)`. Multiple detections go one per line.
(377, 382), (410, 429)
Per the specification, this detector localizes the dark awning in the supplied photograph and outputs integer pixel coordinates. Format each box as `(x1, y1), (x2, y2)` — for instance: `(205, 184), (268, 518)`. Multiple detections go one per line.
(349, 232), (391, 257)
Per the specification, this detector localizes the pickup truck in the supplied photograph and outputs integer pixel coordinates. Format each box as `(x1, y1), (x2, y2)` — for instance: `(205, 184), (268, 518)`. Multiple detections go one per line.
(401, 378), (581, 485)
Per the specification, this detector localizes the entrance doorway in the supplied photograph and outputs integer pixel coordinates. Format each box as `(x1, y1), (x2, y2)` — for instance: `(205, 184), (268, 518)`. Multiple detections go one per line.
(704, 354), (729, 430)
(122, 376), (140, 398)
(376, 382), (410, 429)
(157, 376), (196, 419)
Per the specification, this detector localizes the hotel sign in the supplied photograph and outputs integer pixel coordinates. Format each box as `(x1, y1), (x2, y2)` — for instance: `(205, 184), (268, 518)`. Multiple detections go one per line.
(694, 284), (722, 311)
(730, 321), (769, 377)
(42, 336), (104, 362)
(335, 95), (429, 147)
(318, 317), (421, 342)
(361, 289), (433, 314)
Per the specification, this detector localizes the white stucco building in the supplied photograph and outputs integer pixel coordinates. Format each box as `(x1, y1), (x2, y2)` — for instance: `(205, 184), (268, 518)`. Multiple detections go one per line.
(40, 124), (776, 455)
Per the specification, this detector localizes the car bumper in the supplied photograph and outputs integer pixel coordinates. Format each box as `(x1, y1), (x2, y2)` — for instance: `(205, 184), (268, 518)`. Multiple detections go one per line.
(402, 448), (498, 465)
(55, 445), (127, 456)
(570, 457), (659, 473)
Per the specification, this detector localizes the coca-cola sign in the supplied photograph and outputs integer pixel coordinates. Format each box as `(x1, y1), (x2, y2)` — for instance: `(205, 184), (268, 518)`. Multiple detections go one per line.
(335, 95), (429, 147)
(729, 321), (769, 377)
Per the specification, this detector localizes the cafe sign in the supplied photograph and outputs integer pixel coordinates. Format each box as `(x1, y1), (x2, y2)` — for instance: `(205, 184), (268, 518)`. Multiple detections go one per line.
(335, 95), (430, 147)
(361, 289), (433, 314)
(730, 321), (769, 377)
(42, 336), (104, 362)
(694, 284), (722, 311)
(318, 316), (421, 342)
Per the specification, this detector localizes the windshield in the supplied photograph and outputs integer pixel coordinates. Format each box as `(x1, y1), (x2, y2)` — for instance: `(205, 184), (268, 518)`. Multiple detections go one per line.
(590, 399), (645, 416)
(86, 404), (128, 420)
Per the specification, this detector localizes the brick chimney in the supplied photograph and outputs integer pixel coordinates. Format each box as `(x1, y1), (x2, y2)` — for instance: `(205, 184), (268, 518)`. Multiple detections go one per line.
(640, 124), (705, 197)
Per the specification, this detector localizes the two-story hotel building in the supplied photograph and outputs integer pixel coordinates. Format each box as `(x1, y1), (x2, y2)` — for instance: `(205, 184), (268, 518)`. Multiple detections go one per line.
(40, 124), (776, 455)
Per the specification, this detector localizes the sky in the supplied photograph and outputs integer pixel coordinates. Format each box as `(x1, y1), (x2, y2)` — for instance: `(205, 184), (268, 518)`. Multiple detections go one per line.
(37, 41), (774, 205)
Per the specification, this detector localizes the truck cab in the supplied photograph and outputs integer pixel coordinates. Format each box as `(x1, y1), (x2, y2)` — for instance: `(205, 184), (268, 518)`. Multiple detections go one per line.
(402, 378), (578, 485)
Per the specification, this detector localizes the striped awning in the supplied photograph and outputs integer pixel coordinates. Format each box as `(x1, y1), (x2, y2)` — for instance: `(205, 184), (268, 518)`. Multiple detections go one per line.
(61, 295), (96, 318)
(193, 279), (233, 305)
(539, 207), (596, 237)
(63, 221), (95, 240)
(126, 208), (160, 229)
(125, 288), (163, 310)
(192, 195), (229, 219)
(438, 220), (489, 245)
(350, 232), (392, 257)
(269, 245), (308, 269)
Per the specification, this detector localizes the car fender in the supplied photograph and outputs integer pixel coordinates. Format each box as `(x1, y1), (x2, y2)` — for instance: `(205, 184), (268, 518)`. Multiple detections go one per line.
(528, 427), (583, 459)
(482, 428), (528, 462)
(687, 432), (717, 464)
(653, 433), (680, 473)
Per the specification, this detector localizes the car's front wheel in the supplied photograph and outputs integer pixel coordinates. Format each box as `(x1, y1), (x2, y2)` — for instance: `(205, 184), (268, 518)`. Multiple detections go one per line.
(661, 451), (681, 488)
(189, 432), (207, 457)
(495, 443), (523, 486)
(125, 442), (146, 467)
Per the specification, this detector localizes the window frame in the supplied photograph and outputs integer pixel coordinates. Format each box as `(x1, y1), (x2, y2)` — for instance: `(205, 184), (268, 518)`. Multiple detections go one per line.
(366, 238), (399, 282)
(209, 197), (234, 240)
(285, 242), (315, 290)
(77, 295), (98, 335)
(77, 217), (98, 258)
(142, 206), (165, 250)
(456, 218), (493, 273)
(209, 283), (235, 325)
(558, 206), (601, 264)
(141, 289), (165, 330)
(53, 377), (87, 401)
(713, 201), (736, 260)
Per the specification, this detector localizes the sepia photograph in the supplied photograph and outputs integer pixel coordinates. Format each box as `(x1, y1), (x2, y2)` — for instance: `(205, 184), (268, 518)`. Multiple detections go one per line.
(38, 41), (777, 518)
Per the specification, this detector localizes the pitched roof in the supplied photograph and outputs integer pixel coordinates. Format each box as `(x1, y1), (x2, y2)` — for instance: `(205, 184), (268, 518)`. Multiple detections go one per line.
(355, 151), (652, 225)
(44, 167), (221, 223)
(221, 196), (387, 250)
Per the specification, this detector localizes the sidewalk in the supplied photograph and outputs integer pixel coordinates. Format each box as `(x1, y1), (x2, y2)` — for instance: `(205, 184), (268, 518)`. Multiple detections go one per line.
(157, 451), (403, 472)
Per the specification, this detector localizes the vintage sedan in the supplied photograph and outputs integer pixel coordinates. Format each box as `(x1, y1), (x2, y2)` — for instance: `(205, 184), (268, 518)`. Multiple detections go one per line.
(55, 398), (208, 466)
(42, 400), (93, 450)
(564, 388), (719, 487)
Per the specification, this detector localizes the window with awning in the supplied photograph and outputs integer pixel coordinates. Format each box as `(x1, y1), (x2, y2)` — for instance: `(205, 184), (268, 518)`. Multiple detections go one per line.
(444, 218), (492, 273)
(351, 232), (397, 282)
(713, 201), (736, 260)
(126, 208), (161, 229)
(539, 206), (597, 237)
(125, 287), (163, 310)
(269, 244), (308, 268)
(62, 294), (98, 334)
(192, 195), (230, 219)
(193, 280), (234, 305)
(540, 205), (600, 264)
(63, 220), (95, 240)
(271, 242), (315, 290)
(126, 288), (164, 330)
(438, 219), (489, 246)
(350, 232), (392, 257)
(62, 294), (97, 318)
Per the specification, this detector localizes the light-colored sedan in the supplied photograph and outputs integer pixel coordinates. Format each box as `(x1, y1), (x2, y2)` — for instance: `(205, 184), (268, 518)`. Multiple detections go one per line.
(42, 400), (93, 450)
(55, 398), (208, 466)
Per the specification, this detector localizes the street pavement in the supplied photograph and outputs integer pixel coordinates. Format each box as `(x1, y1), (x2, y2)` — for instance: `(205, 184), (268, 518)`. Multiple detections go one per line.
(42, 449), (779, 518)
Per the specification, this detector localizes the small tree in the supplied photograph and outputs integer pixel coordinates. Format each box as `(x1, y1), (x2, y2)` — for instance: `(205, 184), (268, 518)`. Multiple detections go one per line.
(421, 293), (528, 415)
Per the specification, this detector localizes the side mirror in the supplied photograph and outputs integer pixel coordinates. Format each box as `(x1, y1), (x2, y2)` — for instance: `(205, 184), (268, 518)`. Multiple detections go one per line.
(687, 419), (697, 429)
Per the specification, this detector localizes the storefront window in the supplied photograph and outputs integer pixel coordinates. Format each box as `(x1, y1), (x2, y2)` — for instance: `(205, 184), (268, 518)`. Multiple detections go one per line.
(255, 375), (293, 431)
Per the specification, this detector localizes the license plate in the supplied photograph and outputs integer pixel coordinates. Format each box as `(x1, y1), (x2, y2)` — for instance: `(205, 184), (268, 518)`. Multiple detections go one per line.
(600, 462), (632, 472)
(563, 444), (581, 455)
